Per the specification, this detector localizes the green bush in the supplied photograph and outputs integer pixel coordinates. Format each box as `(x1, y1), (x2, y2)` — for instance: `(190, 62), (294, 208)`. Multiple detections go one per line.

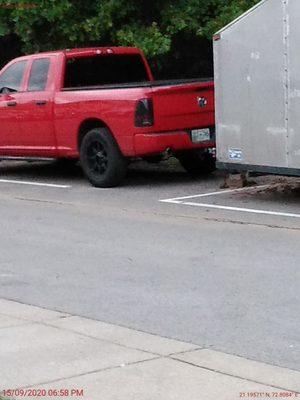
(0, 0), (260, 76)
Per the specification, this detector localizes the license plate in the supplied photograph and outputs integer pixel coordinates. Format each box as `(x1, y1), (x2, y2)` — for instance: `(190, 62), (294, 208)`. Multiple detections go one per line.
(191, 128), (211, 143)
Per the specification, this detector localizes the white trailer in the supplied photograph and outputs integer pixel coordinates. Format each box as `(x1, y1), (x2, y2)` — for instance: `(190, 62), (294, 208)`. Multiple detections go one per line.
(214, 0), (300, 176)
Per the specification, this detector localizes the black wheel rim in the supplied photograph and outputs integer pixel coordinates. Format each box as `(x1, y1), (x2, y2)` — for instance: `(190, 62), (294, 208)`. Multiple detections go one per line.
(87, 140), (108, 174)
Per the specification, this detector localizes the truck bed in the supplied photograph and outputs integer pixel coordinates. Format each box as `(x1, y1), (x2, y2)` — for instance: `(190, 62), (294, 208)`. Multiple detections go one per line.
(61, 78), (213, 92)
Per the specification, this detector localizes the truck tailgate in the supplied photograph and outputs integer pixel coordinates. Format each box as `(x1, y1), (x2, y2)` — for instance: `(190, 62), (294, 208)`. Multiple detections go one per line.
(150, 81), (214, 132)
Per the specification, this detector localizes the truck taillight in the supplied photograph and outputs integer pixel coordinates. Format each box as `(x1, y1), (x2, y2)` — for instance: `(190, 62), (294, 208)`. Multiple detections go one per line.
(135, 98), (154, 127)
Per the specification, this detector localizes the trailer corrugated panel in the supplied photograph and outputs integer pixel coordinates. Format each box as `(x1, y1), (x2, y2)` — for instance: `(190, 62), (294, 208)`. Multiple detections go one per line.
(287, 0), (300, 169)
(214, 0), (300, 175)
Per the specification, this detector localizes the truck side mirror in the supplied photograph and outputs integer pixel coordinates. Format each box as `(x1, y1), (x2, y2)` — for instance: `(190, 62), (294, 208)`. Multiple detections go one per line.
(0, 87), (17, 94)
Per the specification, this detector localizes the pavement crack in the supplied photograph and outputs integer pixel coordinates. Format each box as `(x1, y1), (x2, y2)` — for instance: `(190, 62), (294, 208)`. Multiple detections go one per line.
(0, 321), (32, 330)
(42, 320), (165, 357)
(202, 216), (300, 231)
(14, 197), (71, 206)
(169, 357), (300, 394)
(165, 347), (203, 357)
(15, 357), (162, 391)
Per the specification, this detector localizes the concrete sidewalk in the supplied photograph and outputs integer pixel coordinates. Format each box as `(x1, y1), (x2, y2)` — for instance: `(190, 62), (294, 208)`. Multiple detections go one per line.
(0, 299), (299, 400)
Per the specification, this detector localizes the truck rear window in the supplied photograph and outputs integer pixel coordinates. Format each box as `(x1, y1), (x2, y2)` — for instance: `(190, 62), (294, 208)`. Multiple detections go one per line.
(64, 54), (149, 88)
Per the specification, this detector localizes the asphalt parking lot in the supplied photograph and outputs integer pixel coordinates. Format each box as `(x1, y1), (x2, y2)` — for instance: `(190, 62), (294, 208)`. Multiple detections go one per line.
(0, 159), (299, 372)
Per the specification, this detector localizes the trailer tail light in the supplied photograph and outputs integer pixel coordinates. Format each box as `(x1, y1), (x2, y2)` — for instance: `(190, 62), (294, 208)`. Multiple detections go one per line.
(213, 33), (221, 41)
(135, 98), (154, 127)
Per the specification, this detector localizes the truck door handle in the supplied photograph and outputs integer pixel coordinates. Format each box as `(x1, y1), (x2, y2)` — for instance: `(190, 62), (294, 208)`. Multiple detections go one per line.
(36, 100), (47, 106)
(6, 101), (17, 107)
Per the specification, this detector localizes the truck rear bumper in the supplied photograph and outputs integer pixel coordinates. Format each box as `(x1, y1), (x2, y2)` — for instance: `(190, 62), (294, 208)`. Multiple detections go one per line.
(134, 131), (215, 157)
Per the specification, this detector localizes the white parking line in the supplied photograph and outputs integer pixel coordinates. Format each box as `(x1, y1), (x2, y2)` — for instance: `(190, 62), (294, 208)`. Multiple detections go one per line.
(0, 179), (71, 188)
(179, 201), (300, 219)
(160, 184), (300, 219)
(160, 184), (271, 203)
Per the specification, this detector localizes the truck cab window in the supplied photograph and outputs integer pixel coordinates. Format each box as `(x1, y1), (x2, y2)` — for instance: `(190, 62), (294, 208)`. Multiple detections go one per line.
(0, 60), (27, 93)
(28, 58), (50, 91)
(64, 54), (150, 88)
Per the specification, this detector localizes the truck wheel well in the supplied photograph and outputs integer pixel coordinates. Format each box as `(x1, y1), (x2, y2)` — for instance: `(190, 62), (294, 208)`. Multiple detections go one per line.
(78, 119), (108, 150)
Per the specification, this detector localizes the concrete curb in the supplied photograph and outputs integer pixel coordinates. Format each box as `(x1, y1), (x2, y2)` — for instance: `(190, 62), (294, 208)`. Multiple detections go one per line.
(0, 298), (299, 399)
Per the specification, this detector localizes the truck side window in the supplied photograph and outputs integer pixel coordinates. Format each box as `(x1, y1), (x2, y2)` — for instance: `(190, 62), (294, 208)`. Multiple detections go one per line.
(28, 58), (50, 91)
(0, 60), (27, 92)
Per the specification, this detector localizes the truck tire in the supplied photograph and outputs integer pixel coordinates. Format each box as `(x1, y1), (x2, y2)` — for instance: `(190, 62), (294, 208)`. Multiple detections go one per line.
(80, 128), (127, 187)
(176, 149), (216, 176)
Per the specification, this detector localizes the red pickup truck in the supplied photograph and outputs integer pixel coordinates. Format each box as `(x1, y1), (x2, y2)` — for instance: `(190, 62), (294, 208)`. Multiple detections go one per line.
(0, 47), (215, 187)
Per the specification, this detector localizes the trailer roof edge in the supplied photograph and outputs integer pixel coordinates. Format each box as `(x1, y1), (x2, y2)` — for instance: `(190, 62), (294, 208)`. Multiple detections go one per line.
(214, 0), (271, 35)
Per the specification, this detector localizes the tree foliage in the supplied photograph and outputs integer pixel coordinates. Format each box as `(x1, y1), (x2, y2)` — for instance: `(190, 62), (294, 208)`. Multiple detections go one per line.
(0, 0), (261, 75)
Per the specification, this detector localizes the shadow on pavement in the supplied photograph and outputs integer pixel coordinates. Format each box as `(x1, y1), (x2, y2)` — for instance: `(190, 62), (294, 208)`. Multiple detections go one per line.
(0, 158), (222, 187)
